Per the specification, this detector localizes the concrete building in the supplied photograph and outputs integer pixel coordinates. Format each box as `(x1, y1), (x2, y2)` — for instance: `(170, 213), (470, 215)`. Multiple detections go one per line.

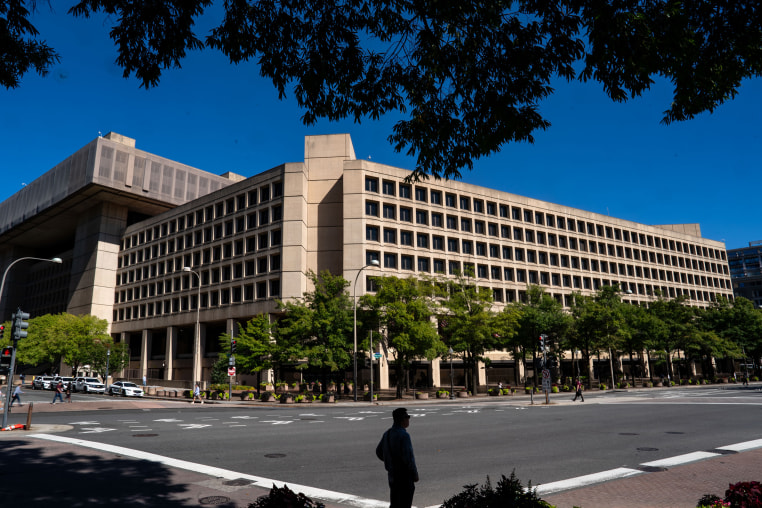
(0, 132), (733, 388)
(729, 241), (762, 308)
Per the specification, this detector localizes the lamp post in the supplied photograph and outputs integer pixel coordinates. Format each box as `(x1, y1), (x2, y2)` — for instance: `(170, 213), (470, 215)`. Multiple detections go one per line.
(0, 256), (62, 427)
(182, 267), (202, 387)
(353, 259), (379, 401)
(105, 348), (111, 391)
(449, 347), (454, 399)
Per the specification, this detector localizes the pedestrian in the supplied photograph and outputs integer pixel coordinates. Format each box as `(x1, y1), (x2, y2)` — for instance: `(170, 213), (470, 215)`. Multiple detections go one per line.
(572, 378), (584, 402)
(10, 384), (23, 407)
(143, 374), (147, 387)
(192, 383), (204, 404)
(51, 381), (64, 404)
(376, 408), (419, 508)
(19, 373), (25, 385)
(743, 372), (749, 386)
(65, 383), (72, 403)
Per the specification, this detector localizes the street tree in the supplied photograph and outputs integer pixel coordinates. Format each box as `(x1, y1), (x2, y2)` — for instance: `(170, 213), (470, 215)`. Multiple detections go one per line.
(648, 295), (696, 380)
(438, 270), (497, 394)
(511, 285), (570, 387)
(6, 1), (762, 180)
(361, 276), (445, 398)
(274, 270), (354, 386)
(220, 314), (273, 387)
(700, 297), (761, 377)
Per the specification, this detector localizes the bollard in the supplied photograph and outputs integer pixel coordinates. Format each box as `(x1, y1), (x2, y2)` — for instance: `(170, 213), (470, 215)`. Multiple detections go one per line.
(25, 402), (33, 430)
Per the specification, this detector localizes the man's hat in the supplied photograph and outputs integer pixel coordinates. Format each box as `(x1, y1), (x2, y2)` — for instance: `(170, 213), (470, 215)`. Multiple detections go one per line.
(392, 407), (410, 422)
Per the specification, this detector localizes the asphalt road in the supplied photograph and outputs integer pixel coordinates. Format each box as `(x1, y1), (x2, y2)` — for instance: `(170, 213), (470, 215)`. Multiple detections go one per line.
(14, 384), (762, 507)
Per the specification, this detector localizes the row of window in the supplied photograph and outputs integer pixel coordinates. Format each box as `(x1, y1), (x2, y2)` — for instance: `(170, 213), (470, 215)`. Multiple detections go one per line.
(117, 229), (283, 284)
(121, 180), (283, 251)
(365, 225), (728, 275)
(364, 178), (726, 260)
(113, 279), (281, 322)
(364, 251), (730, 290)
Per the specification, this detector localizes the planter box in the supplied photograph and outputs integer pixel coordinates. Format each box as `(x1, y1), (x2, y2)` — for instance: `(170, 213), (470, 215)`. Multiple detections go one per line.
(321, 395), (335, 403)
(436, 392), (450, 399)
(488, 390), (501, 396)
(280, 396), (295, 404)
(415, 393), (428, 400)
(457, 391), (469, 398)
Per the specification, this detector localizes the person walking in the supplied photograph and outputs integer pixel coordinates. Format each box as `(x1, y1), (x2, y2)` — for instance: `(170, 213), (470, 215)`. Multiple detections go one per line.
(376, 408), (419, 508)
(19, 373), (25, 385)
(192, 383), (204, 404)
(65, 383), (72, 403)
(51, 381), (64, 404)
(10, 384), (23, 407)
(572, 378), (584, 402)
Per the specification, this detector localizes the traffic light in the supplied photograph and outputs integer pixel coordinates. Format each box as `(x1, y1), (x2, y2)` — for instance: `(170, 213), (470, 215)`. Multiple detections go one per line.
(538, 335), (545, 350)
(0, 346), (12, 369)
(12, 309), (30, 340)
(0, 324), (4, 340)
(365, 356), (371, 368)
(231, 338), (237, 354)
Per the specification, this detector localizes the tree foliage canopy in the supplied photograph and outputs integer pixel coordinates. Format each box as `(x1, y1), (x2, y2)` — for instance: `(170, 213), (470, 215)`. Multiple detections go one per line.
(4, 0), (761, 180)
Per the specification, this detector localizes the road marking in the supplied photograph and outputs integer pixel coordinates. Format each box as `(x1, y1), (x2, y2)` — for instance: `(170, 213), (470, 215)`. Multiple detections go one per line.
(80, 427), (117, 434)
(717, 438), (762, 452)
(154, 418), (183, 422)
(178, 424), (212, 429)
(69, 421), (100, 425)
(28, 434), (389, 508)
(535, 467), (642, 496)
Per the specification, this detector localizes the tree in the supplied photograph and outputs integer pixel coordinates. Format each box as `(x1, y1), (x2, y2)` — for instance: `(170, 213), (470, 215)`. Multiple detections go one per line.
(220, 314), (273, 386)
(511, 285), (570, 387)
(274, 270), (354, 386)
(6, 1), (762, 180)
(362, 276), (445, 398)
(648, 294), (696, 380)
(439, 270), (497, 393)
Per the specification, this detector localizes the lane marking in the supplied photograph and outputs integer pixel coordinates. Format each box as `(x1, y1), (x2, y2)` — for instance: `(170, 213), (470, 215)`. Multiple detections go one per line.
(717, 438), (762, 452)
(28, 434), (388, 508)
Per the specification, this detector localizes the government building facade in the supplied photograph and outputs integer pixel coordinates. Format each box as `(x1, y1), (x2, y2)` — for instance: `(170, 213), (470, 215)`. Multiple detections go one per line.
(0, 133), (733, 389)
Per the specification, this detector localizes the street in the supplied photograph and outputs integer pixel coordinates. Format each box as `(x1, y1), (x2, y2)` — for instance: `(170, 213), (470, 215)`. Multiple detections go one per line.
(6, 384), (762, 507)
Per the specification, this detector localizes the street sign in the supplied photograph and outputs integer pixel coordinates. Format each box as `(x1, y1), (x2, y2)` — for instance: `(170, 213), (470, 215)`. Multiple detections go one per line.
(542, 369), (551, 393)
(374, 353), (382, 359)
(228, 367), (236, 376)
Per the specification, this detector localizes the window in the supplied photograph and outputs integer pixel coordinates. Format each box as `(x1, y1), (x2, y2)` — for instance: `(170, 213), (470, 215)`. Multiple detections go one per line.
(431, 213), (443, 227)
(462, 240), (473, 254)
(383, 228), (397, 243)
(383, 204), (396, 219)
(445, 193), (457, 208)
(525, 230), (535, 243)
(433, 259), (445, 273)
(382, 180), (395, 196)
(459, 196), (470, 210)
(366, 251), (380, 265)
(400, 231), (413, 245)
(365, 201), (379, 216)
(488, 223), (498, 236)
(515, 248), (524, 261)
(476, 242), (486, 256)
(366, 226), (379, 241)
(430, 190), (442, 205)
(473, 200), (484, 213)
(415, 187), (427, 202)
(477, 265), (487, 278)
(524, 210), (533, 222)
(487, 202), (496, 215)
(460, 218), (472, 232)
(399, 183), (411, 199)
(499, 205), (508, 218)
(365, 177), (378, 193)
(447, 238), (459, 252)
(401, 255), (414, 270)
(417, 233), (429, 248)
(474, 221), (485, 234)
(400, 207), (412, 222)
(502, 246), (512, 259)
(384, 253), (397, 268)
(433, 236), (444, 250)
(418, 257), (430, 272)
(447, 215), (458, 229)
(415, 210), (428, 225)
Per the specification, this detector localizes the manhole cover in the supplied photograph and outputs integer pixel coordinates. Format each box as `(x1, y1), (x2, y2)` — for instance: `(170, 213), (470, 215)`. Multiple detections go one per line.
(133, 433), (158, 437)
(223, 479), (253, 486)
(665, 431), (684, 435)
(200, 496), (232, 505)
(264, 453), (286, 458)
(619, 432), (638, 436)
(637, 465), (667, 472)
(637, 447), (659, 452)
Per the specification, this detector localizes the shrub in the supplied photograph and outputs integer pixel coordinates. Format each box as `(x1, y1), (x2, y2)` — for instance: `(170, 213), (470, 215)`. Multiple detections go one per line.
(501, 388), (512, 395)
(260, 391), (275, 401)
(551, 386), (559, 393)
(437, 389), (450, 397)
(440, 472), (553, 508)
(248, 484), (325, 508)
(725, 481), (762, 507)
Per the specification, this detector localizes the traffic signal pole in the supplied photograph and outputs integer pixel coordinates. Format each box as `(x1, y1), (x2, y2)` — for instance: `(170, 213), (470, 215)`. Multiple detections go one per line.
(2, 309), (29, 428)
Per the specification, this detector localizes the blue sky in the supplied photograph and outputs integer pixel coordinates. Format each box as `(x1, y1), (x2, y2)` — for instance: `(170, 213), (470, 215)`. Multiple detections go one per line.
(2, 3), (759, 249)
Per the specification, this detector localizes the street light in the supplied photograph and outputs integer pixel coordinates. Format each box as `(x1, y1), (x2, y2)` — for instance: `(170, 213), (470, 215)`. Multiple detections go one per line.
(449, 347), (454, 400)
(183, 267), (202, 386)
(0, 256), (62, 427)
(353, 259), (380, 401)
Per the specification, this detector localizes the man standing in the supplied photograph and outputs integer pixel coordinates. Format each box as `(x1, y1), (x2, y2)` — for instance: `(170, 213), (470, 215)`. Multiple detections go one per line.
(376, 408), (419, 508)
(51, 381), (64, 404)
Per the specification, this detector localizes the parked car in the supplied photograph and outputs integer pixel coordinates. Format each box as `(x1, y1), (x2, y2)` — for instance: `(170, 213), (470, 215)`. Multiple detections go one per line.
(73, 377), (106, 394)
(52, 376), (75, 390)
(33, 376), (54, 390)
(109, 381), (144, 397)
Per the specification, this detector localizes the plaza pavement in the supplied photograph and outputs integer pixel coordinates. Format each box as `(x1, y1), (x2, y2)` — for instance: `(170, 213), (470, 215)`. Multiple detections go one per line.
(2, 384), (759, 508)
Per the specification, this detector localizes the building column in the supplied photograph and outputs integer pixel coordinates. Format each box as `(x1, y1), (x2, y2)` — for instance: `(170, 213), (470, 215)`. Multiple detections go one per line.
(140, 330), (150, 382)
(431, 357), (442, 388)
(165, 327), (177, 381)
(477, 360), (487, 392)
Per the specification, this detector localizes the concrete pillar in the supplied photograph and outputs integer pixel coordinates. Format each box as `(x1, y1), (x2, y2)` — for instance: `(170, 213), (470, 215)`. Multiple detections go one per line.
(477, 360), (487, 392)
(431, 358), (442, 387)
(140, 329), (151, 380)
(166, 326), (177, 381)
